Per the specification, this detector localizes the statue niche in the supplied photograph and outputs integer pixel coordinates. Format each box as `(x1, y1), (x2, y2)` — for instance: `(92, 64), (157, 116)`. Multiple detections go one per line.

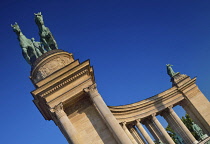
(34, 12), (58, 51)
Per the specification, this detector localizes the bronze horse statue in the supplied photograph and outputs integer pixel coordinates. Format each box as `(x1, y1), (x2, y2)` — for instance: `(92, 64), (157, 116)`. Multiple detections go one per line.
(34, 12), (58, 51)
(11, 22), (43, 65)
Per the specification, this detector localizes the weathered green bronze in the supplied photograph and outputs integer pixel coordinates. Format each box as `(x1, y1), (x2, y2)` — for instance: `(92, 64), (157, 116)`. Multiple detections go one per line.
(174, 133), (184, 144)
(34, 12), (58, 51)
(31, 37), (46, 55)
(158, 140), (164, 144)
(192, 122), (208, 140)
(166, 64), (178, 78)
(11, 22), (41, 65)
(12, 12), (59, 65)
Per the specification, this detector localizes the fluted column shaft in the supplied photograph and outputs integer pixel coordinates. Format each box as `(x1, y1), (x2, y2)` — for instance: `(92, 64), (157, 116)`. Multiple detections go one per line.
(53, 103), (83, 144)
(129, 126), (145, 144)
(136, 120), (154, 144)
(144, 120), (162, 142)
(84, 84), (132, 144)
(162, 106), (198, 144)
(151, 114), (175, 144)
(122, 122), (138, 144)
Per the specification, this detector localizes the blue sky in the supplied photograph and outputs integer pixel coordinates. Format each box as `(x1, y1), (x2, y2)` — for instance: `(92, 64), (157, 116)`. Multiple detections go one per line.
(1, 1), (210, 143)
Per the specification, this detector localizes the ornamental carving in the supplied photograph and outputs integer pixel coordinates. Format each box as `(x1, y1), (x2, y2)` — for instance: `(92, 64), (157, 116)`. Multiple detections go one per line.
(34, 56), (71, 82)
(53, 103), (66, 119)
(84, 84), (97, 93)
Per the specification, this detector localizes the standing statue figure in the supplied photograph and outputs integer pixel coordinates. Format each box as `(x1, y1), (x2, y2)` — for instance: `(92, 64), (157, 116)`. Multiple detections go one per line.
(192, 122), (206, 140)
(31, 37), (46, 55)
(174, 133), (184, 144)
(11, 22), (40, 65)
(34, 12), (58, 51)
(166, 64), (178, 78)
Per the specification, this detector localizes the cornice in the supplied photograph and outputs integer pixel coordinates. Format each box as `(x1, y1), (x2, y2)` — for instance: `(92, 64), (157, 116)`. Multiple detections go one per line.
(108, 76), (197, 122)
(31, 60), (91, 96)
(41, 68), (88, 97)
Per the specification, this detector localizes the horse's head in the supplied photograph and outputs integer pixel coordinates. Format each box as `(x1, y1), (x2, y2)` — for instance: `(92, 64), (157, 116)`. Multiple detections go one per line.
(11, 22), (21, 34)
(166, 64), (173, 67)
(34, 12), (44, 25)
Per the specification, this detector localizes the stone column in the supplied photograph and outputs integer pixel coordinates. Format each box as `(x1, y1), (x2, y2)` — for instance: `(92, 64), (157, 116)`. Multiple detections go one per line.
(161, 106), (198, 144)
(177, 81), (210, 135)
(144, 119), (162, 143)
(53, 103), (83, 144)
(84, 84), (132, 144)
(180, 100), (209, 134)
(135, 119), (154, 144)
(122, 122), (138, 144)
(151, 114), (175, 144)
(129, 126), (145, 144)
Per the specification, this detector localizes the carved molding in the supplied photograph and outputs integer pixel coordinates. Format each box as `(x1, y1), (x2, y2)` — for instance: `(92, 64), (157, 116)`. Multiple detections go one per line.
(52, 103), (66, 119)
(40, 69), (88, 97)
(167, 105), (174, 113)
(34, 56), (71, 83)
(121, 121), (127, 130)
(32, 49), (64, 67)
(173, 74), (188, 83)
(83, 83), (97, 93)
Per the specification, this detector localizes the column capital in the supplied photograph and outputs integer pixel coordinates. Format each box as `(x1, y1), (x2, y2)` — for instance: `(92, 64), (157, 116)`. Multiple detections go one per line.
(121, 121), (128, 131)
(135, 118), (141, 124)
(84, 83), (97, 93)
(151, 113), (157, 120)
(121, 121), (127, 126)
(167, 105), (174, 113)
(136, 118), (141, 122)
(160, 105), (173, 116)
(52, 103), (66, 119)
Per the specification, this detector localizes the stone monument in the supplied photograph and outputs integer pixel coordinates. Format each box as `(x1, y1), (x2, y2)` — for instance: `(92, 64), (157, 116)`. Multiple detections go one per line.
(12, 12), (132, 144)
(13, 13), (210, 144)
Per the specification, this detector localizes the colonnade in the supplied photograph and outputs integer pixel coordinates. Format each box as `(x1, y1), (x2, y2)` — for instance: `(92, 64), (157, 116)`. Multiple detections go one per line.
(120, 106), (199, 144)
(51, 84), (204, 144)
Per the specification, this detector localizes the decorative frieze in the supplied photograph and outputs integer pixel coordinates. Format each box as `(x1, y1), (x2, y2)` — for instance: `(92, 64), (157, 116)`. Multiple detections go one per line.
(40, 69), (88, 97)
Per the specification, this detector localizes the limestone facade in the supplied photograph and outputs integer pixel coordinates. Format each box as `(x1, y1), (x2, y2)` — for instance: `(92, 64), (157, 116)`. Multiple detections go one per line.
(30, 50), (210, 144)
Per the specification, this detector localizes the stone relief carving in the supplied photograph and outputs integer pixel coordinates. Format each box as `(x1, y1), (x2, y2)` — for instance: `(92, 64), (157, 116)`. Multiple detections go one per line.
(34, 56), (71, 82)
(53, 103), (65, 119)
(84, 83), (97, 93)
(40, 69), (88, 97)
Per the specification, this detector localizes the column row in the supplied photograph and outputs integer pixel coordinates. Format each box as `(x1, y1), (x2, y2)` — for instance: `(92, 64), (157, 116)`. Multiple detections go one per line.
(121, 108), (199, 144)
(50, 84), (199, 144)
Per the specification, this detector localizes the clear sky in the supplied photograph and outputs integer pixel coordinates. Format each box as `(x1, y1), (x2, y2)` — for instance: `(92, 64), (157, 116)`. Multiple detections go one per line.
(1, 0), (210, 144)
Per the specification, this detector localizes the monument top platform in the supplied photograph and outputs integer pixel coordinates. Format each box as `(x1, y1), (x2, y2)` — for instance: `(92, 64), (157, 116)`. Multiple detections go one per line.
(30, 50), (74, 84)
